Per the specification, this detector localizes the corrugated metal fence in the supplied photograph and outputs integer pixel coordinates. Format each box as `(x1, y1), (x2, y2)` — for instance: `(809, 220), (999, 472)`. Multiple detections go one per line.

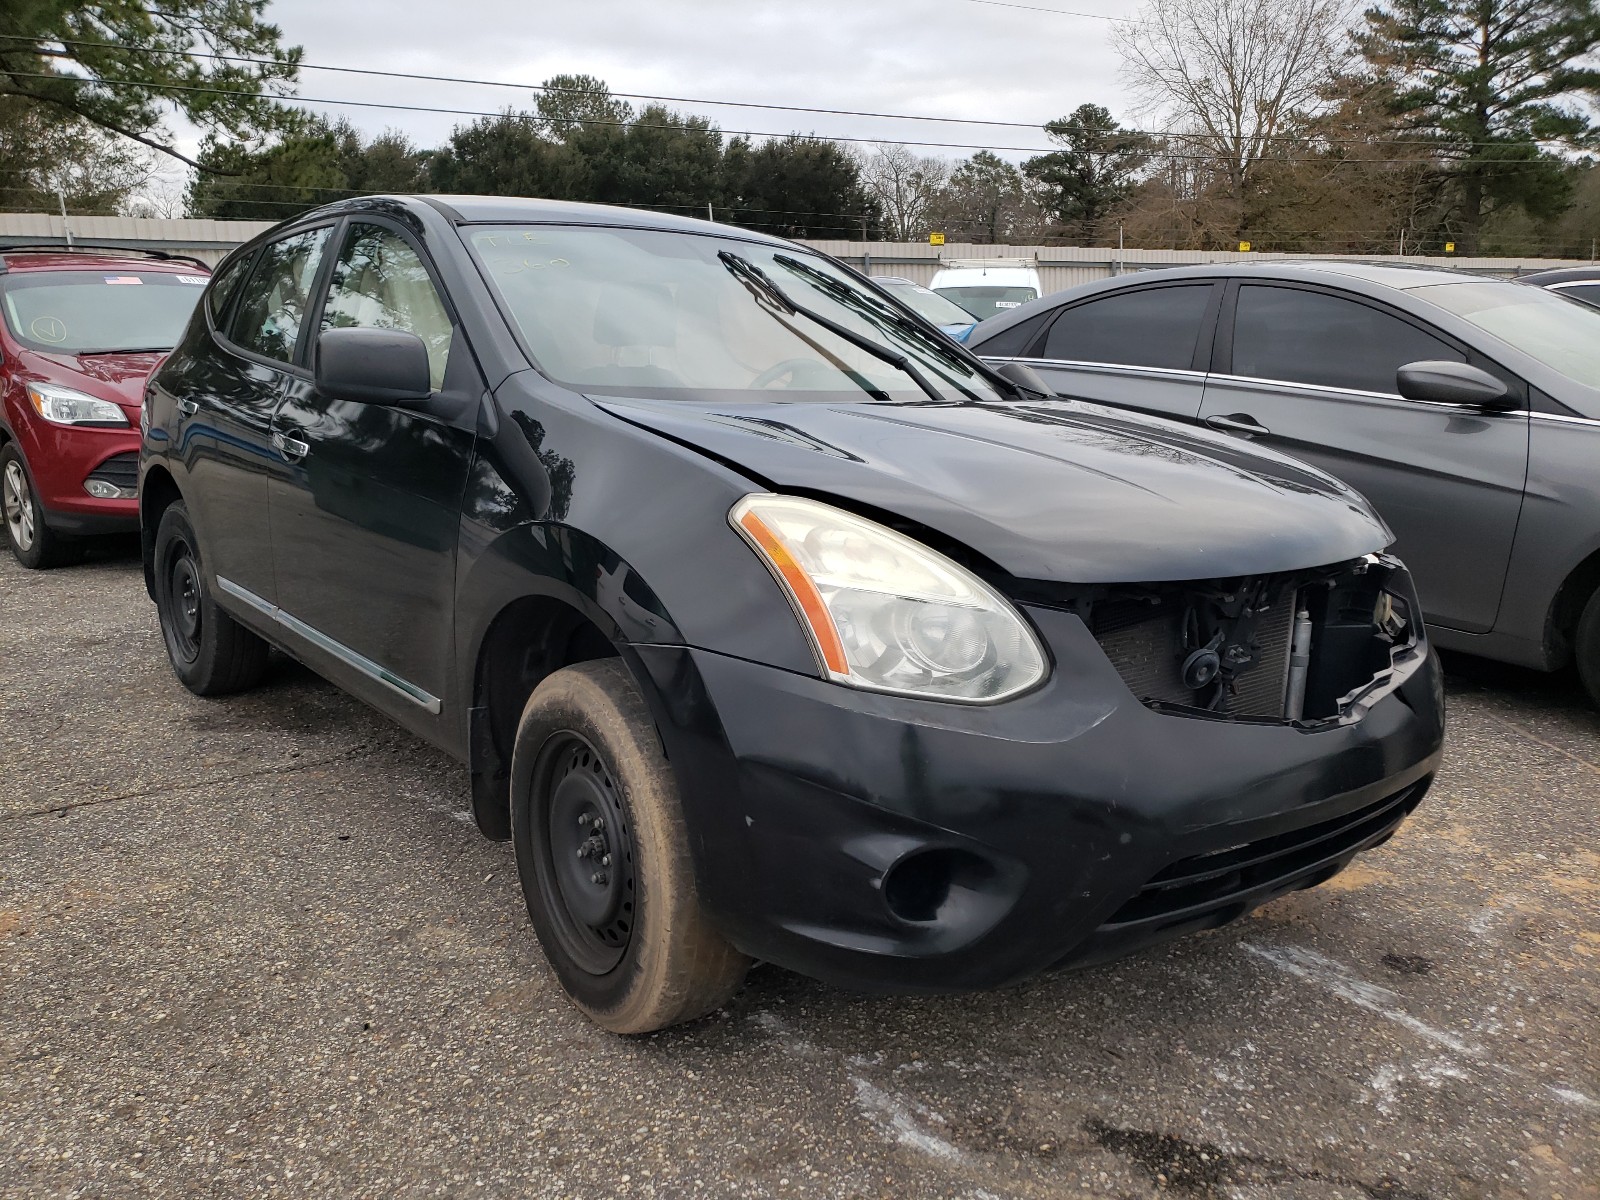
(0, 214), (1586, 281)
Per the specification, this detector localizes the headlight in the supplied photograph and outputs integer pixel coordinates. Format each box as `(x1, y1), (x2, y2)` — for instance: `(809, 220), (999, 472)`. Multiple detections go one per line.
(730, 494), (1047, 703)
(26, 383), (128, 427)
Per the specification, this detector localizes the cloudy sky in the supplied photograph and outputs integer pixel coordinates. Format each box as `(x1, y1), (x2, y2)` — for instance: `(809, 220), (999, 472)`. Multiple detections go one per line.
(154, 0), (1142, 190)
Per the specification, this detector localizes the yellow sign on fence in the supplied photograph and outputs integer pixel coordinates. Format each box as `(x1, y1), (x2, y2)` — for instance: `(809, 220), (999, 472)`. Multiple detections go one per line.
(929, 232), (946, 246)
(1238, 241), (1252, 253)
(1445, 241), (1456, 253)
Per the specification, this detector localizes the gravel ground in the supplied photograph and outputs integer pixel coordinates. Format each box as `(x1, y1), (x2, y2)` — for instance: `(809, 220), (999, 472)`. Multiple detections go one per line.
(2, 541), (1596, 1199)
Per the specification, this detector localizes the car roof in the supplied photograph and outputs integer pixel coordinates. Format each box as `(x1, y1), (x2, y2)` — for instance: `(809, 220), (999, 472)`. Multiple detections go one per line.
(299, 194), (797, 248)
(931, 266), (1039, 285)
(969, 258), (1503, 345)
(0, 248), (207, 274)
(1516, 266), (1600, 285)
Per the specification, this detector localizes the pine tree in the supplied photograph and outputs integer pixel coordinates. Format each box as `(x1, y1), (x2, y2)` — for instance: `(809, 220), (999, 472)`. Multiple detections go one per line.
(1357, 0), (1600, 250)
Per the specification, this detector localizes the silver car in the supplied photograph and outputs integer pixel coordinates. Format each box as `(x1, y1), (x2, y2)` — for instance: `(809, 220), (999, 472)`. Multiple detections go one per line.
(969, 261), (1600, 703)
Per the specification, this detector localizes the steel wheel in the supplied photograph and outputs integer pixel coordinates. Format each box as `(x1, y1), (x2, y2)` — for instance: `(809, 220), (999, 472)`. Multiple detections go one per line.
(150, 500), (268, 695)
(510, 660), (749, 1032)
(534, 732), (637, 975)
(162, 535), (204, 665)
(3, 458), (35, 553)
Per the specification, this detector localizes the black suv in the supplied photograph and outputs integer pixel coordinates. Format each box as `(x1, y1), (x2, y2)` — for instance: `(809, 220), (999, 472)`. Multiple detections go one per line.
(141, 196), (1444, 1032)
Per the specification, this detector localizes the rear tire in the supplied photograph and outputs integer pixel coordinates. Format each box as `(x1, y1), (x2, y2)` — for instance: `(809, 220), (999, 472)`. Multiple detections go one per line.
(510, 659), (749, 1033)
(1, 445), (86, 570)
(152, 500), (269, 695)
(1575, 588), (1600, 708)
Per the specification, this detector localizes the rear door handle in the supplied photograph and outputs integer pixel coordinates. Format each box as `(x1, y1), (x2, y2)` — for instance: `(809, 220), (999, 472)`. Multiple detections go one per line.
(177, 399), (199, 417)
(1204, 413), (1271, 437)
(272, 431), (310, 462)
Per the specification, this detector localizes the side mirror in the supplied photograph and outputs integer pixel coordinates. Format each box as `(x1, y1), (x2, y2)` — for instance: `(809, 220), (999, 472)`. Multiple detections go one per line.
(1396, 360), (1516, 410)
(314, 327), (432, 406)
(992, 360), (1054, 396)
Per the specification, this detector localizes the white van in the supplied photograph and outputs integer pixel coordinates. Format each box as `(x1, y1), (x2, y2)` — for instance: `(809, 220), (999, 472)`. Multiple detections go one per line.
(928, 261), (1042, 321)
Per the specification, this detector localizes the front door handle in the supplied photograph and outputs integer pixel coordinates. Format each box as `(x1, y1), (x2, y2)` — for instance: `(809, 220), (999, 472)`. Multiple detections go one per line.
(272, 431), (310, 462)
(1204, 413), (1271, 437)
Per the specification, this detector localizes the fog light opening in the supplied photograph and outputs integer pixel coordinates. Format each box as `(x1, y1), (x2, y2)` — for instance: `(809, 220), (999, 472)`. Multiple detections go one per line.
(882, 847), (994, 925)
(84, 479), (134, 499)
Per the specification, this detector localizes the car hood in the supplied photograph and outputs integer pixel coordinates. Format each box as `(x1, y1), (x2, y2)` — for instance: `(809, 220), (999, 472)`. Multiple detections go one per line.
(25, 349), (166, 417)
(594, 396), (1391, 583)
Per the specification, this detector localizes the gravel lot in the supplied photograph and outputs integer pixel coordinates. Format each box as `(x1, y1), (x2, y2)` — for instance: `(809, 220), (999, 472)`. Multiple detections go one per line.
(2, 540), (1596, 1199)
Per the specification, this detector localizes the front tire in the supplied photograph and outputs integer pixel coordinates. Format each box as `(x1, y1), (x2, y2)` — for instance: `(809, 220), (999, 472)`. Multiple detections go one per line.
(510, 659), (749, 1033)
(152, 500), (269, 696)
(1, 445), (85, 569)
(1575, 588), (1600, 708)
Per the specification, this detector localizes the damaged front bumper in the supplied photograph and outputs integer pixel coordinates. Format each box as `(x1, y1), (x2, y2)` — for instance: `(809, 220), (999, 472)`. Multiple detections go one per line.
(629, 572), (1445, 994)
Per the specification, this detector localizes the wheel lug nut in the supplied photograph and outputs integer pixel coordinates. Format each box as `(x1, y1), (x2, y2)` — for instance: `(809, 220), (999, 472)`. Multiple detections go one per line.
(601, 854), (611, 866)
(590, 872), (608, 885)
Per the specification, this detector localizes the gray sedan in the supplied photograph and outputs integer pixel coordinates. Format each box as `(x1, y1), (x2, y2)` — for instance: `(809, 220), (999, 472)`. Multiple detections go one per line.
(968, 261), (1600, 702)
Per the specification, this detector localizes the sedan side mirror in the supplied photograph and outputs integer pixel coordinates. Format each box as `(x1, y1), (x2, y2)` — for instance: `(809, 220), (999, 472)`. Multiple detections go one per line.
(1396, 360), (1517, 410)
(315, 327), (433, 406)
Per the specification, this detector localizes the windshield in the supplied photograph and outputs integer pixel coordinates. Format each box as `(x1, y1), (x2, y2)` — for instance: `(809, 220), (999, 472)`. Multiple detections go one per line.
(467, 226), (1001, 403)
(0, 270), (207, 354)
(934, 285), (1038, 320)
(874, 278), (977, 327)
(1418, 281), (1600, 389)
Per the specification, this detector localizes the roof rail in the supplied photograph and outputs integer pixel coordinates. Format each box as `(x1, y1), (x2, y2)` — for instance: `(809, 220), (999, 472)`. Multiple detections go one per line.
(0, 242), (211, 274)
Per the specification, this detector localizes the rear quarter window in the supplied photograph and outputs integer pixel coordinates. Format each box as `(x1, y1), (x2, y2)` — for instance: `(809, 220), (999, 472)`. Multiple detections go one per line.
(1040, 284), (1214, 371)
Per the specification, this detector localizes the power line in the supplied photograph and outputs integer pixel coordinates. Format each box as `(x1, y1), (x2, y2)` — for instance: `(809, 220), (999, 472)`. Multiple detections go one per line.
(4, 70), (1572, 169)
(8, 34), (1052, 132)
(953, 0), (1128, 18)
(1, 34), (1572, 153)
(1, 70), (1065, 154)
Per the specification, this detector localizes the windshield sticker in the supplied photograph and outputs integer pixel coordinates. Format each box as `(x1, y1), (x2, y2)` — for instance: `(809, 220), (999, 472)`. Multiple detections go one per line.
(176, 275), (208, 285)
(104, 276), (143, 285)
(29, 316), (67, 343)
(994, 301), (1021, 308)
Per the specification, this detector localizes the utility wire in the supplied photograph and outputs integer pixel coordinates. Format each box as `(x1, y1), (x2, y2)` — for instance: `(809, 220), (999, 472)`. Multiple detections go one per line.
(0, 70), (1571, 168)
(953, 0), (1127, 18)
(1, 34), (1573, 152)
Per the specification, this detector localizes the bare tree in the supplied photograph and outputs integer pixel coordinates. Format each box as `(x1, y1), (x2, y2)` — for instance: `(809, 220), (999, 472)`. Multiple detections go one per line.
(1114, 0), (1351, 237)
(857, 144), (950, 241)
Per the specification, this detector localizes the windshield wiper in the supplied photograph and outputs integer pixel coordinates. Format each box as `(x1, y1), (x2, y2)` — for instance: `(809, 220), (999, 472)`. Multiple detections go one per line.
(772, 255), (977, 371)
(772, 254), (1021, 405)
(718, 250), (950, 406)
(76, 347), (169, 356)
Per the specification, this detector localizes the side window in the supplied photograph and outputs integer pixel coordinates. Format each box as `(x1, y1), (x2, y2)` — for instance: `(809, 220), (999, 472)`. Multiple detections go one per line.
(1557, 284), (1600, 310)
(228, 227), (331, 364)
(1232, 285), (1464, 394)
(975, 311), (1051, 358)
(205, 251), (254, 327)
(1040, 285), (1213, 371)
(321, 223), (453, 390)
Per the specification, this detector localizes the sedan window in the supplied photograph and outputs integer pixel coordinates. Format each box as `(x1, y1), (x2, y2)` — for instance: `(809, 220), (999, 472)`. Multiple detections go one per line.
(1040, 284), (1213, 371)
(1232, 285), (1462, 395)
(1420, 280), (1600, 389)
(229, 227), (331, 364)
(1558, 283), (1600, 309)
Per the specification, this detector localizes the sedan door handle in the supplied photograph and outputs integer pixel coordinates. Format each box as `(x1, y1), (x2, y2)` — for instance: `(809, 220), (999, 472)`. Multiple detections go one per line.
(272, 431), (310, 462)
(1204, 413), (1271, 437)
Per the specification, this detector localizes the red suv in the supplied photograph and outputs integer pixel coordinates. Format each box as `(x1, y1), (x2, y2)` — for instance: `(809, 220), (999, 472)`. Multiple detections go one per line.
(0, 247), (209, 568)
